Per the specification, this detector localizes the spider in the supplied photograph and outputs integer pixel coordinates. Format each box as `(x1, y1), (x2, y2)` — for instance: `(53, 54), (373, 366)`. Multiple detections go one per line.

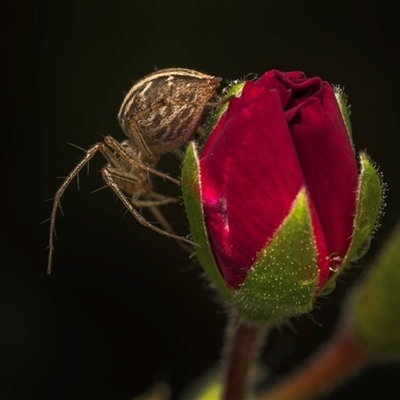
(47, 68), (221, 274)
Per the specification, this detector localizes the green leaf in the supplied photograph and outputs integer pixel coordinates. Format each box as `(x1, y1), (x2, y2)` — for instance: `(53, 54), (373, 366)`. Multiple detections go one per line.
(347, 219), (400, 359)
(233, 189), (318, 324)
(181, 142), (232, 300)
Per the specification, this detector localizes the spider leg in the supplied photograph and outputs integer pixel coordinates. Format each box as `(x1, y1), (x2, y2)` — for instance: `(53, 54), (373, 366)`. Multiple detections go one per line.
(105, 167), (146, 187)
(147, 191), (181, 202)
(130, 197), (180, 207)
(104, 136), (180, 185)
(47, 142), (104, 274)
(102, 168), (198, 247)
(126, 121), (154, 161)
(123, 99), (172, 162)
(147, 205), (194, 254)
(104, 167), (181, 207)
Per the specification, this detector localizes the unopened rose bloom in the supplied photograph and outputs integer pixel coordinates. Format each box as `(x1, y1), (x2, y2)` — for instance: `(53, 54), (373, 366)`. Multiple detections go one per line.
(182, 70), (383, 323)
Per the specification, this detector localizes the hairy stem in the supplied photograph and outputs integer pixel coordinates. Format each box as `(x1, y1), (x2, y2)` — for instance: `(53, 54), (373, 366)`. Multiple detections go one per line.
(222, 315), (268, 400)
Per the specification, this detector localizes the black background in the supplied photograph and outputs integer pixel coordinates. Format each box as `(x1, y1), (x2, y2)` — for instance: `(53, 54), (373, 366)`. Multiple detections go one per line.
(1, 1), (400, 399)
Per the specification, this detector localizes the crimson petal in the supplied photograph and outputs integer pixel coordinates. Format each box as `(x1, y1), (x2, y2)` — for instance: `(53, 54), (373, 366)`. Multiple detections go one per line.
(200, 82), (310, 287)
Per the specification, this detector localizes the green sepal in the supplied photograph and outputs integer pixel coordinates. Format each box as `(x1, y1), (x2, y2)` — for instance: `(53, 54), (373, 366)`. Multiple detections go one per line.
(321, 153), (383, 295)
(318, 277), (337, 297)
(215, 80), (245, 121)
(343, 153), (383, 265)
(346, 219), (400, 359)
(203, 80), (245, 140)
(181, 142), (232, 300)
(233, 189), (318, 324)
(334, 86), (353, 145)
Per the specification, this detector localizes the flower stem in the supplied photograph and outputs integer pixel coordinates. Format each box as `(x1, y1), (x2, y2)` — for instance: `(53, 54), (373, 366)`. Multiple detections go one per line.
(259, 327), (371, 400)
(222, 315), (268, 400)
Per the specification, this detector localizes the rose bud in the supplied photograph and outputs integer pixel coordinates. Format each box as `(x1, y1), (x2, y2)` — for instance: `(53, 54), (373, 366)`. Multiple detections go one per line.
(182, 70), (384, 323)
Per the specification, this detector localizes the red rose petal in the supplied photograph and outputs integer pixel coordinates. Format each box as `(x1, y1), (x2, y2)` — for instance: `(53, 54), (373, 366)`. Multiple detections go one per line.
(288, 86), (358, 262)
(200, 82), (309, 287)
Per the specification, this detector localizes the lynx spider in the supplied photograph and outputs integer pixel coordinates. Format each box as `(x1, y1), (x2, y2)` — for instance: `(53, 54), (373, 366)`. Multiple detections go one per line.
(47, 68), (221, 274)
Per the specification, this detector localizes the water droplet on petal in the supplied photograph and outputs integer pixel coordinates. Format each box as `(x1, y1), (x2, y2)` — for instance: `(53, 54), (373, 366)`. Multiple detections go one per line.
(327, 252), (342, 273)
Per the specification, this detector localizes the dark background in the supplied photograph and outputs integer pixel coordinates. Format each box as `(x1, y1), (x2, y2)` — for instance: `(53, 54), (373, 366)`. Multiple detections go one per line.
(1, 1), (400, 399)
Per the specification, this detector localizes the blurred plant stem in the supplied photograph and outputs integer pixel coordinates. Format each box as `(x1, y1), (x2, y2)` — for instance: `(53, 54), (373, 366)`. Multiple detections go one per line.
(222, 315), (269, 400)
(258, 326), (370, 400)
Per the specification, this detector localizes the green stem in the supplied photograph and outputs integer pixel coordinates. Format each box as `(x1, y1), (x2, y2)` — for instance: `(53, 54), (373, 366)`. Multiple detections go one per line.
(259, 327), (371, 400)
(222, 315), (268, 400)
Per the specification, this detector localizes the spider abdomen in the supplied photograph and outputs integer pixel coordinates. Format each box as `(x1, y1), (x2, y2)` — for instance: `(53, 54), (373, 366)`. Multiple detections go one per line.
(118, 68), (221, 155)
